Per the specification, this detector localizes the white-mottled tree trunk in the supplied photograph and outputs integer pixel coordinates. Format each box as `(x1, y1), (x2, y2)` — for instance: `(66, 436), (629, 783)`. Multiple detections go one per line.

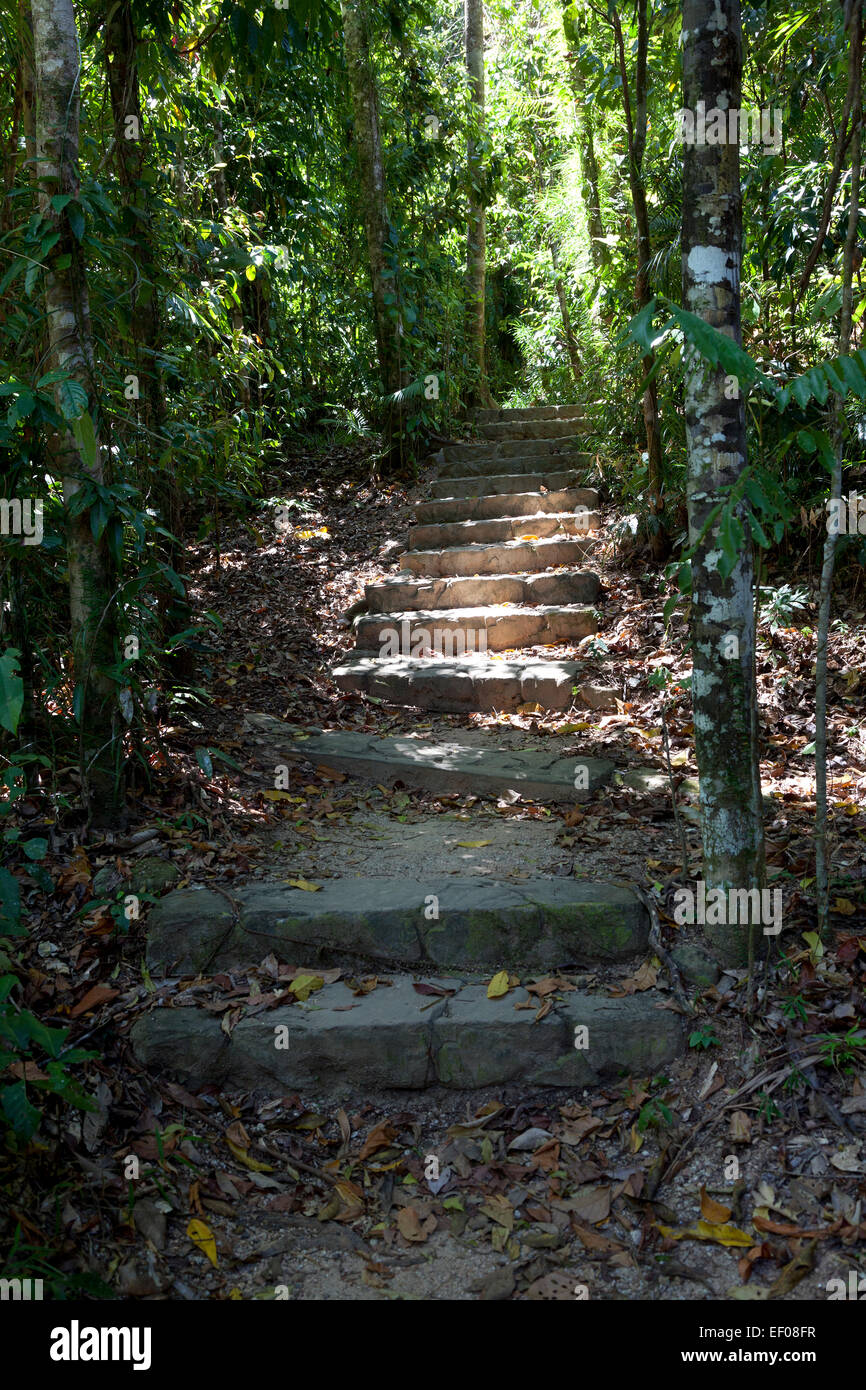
(32, 0), (122, 819)
(682, 0), (765, 964)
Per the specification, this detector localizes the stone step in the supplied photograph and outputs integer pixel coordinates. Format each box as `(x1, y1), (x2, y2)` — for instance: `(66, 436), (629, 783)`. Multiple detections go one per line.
(142, 877), (648, 977)
(442, 441), (590, 467)
(414, 488), (599, 525)
(467, 403), (584, 424)
(243, 716), (613, 799)
(403, 535), (596, 577)
(408, 511), (600, 551)
(355, 605), (598, 654)
(331, 655), (582, 712)
(428, 469), (586, 500)
(364, 568), (601, 613)
(131, 978), (684, 1095)
(476, 418), (584, 442)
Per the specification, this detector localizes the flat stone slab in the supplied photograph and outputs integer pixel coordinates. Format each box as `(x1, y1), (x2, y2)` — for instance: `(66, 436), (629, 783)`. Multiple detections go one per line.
(364, 570), (601, 613)
(476, 419), (584, 441)
(468, 404), (584, 424)
(354, 604), (598, 653)
(408, 510), (600, 551)
(428, 469), (587, 499)
(414, 488), (599, 525)
(244, 720), (614, 802)
(144, 877), (647, 976)
(441, 445), (591, 471)
(331, 655), (584, 712)
(130, 982), (683, 1095)
(403, 535), (596, 577)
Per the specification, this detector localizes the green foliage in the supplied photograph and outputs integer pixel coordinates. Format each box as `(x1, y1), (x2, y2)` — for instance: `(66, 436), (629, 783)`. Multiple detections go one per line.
(813, 1028), (866, 1073)
(0, 976), (97, 1144)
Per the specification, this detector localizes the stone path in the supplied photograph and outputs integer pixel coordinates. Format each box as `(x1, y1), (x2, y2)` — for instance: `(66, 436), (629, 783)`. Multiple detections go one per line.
(334, 404), (601, 709)
(132, 406), (685, 1095)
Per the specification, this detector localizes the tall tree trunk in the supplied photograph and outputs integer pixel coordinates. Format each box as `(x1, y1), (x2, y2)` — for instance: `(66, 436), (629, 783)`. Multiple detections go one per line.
(611, 0), (666, 558)
(464, 0), (496, 408)
(104, 1), (166, 445)
(682, 0), (765, 965)
(104, 0), (192, 678)
(213, 109), (250, 407)
(551, 239), (581, 386)
(32, 0), (122, 822)
(339, 0), (407, 468)
(578, 109), (607, 268)
(815, 0), (863, 937)
(561, 7), (608, 273)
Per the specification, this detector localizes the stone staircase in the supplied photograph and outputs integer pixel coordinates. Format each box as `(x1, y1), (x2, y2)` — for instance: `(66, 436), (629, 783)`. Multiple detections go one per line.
(130, 406), (686, 1098)
(333, 403), (604, 712)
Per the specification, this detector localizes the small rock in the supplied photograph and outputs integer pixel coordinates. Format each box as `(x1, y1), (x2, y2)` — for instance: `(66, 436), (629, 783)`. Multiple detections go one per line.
(671, 944), (721, 988)
(379, 539), (406, 561)
(132, 1198), (167, 1250)
(426, 1165), (453, 1195)
(507, 1127), (553, 1152)
(116, 1252), (170, 1297)
(474, 1266), (516, 1301)
(93, 855), (180, 899)
(578, 684), (618, 711)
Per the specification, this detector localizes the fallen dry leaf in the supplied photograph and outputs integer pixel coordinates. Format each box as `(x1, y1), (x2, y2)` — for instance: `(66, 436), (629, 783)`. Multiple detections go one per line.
(186, 1218), (218, 1267)
(700, 1186), (732, 1225)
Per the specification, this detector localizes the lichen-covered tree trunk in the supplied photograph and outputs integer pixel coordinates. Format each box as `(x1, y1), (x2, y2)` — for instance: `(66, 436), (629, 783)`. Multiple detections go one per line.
(32, 0), (122, 820)
(682, 0), (765, 964)
(464, 0), (496, 408)
(340, 0), (406, 466)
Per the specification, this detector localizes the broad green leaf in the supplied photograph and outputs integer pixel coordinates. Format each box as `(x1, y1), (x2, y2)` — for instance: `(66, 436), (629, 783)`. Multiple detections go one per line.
(2, 1081), (41, 1139)
(54, 377), (87, 421)
(67, 202), (85, 241)
(0, 650), (23, 735)
(71, 411), (98, 469)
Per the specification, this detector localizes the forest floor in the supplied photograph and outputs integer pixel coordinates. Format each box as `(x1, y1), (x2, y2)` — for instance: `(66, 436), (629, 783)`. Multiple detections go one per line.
(6, 438), (866, 1302)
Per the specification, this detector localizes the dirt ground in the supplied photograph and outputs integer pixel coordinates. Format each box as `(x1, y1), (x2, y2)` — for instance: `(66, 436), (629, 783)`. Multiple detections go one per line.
(6, 442), (866, 1303)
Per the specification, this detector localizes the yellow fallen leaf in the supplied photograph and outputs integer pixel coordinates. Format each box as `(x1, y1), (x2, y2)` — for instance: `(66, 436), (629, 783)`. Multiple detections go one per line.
(833, 898), (857, 916)
(286, 878), (322, 892)
(656, 1219), (752, 1247)
(289, 974), (324, 1001)
(557, 722), (591, 734)
(455, 839), (493, 848)
(487, 970), (511, 999)
(700, 1185), (732, 1224)
(518, 534), (540, 541)
(264, 790), (303, 802)
(226, 1138), (275, 1172)
(187, 1218), (218, 1267)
